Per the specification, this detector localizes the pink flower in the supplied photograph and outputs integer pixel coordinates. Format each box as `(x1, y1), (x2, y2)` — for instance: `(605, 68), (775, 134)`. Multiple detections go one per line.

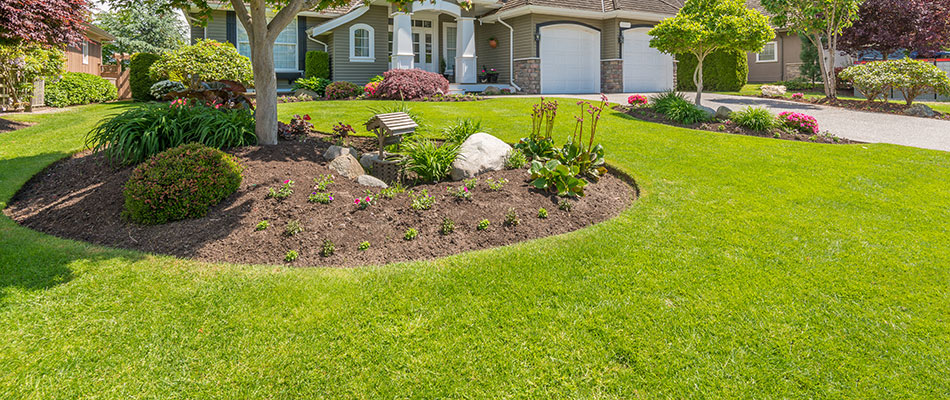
(354, 199), (361, 204)
(283, 180), (290, 184)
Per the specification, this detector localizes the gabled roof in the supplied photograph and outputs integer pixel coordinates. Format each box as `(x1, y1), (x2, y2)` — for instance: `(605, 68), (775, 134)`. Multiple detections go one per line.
(496, 0), (683, 15)
(84, 23), (115, 43)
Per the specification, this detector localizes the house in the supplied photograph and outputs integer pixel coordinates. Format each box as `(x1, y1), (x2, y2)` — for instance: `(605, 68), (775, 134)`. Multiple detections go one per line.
(65, 23), (116, 76)
(190, 0), (686, 94)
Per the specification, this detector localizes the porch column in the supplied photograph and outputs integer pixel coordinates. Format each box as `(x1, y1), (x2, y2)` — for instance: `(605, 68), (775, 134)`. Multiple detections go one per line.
(456, 17), (477, 83)
(393, 12), (414, 69)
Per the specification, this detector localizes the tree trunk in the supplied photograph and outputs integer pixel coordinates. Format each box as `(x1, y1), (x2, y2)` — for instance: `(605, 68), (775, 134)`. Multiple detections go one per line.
(811, 34), (836, 99)
(694, 55), (705, 105)
(251, 40), (278, 145)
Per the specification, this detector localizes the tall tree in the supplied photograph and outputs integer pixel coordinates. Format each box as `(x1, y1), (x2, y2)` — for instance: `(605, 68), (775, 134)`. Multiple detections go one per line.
(0, 0), (88, 47)
(839, 0), (950, 60)
(105, 0), (417, 146)
(799, 34), (822, 84)
(649, 0), (774, 105)
(760, 0), (864, 99)
(95, 1), (186, 64)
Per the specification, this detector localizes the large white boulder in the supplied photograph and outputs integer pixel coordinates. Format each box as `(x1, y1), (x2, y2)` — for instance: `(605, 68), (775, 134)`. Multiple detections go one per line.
(328, 154), (364, 179)
(357, 174), (388, 188)
(450, 133), (512, 181)
(761, 85), (787, 97)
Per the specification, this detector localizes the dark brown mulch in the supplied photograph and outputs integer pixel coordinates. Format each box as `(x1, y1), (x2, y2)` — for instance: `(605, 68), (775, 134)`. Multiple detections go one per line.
(617, 106), (856, 145)
(760, 96), (950, 120)
(0, 117), (32, 134)
(4, 135), (635, 268)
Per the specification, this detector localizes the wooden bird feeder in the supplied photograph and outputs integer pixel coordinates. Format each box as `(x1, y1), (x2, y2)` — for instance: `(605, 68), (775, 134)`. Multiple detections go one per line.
(365, 112), (417, 157)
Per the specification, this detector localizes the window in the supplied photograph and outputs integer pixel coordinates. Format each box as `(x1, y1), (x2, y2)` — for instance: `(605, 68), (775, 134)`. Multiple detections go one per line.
(82, 40), (89, 65)
(444, 23), (457, 73)
(757, 41), (778, 63)
(237, 19), (298, 71)
(350, 23), (375, 62)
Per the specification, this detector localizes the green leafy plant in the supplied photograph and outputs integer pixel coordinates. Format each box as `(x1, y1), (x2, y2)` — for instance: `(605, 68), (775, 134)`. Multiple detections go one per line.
(662, 96), (711, 125)
(448, 185), (472, 201)
(148, 39), (253, 87)
(358, 241), (370, 251)
(675, 49), (749, 92)
(304, 51), (330, 79)
(268, 180), (294, 200)
(504, 208), (520, 227)
(308, 192), (333, 204)
(45, 72), (118, 107)
(284, 250), (298, 262)
(379, 183), (406, 199)
(314, 175), (334, 191)
(515, 98), (560, 161)
(149, 79), (186, 99)
(324, 81), (364, 100)
(129, 52), (161, 101)
(409, 189), (435, 210)
(558, 199), (574, 212)
(292, 76), (331, 97)
(440, 217), (455, 235)
(529, 160), (588, 198)
(399, 138), (460, 183)
(86, 100), (256, 166)
(730, 106), (777, 132)
(354, 193), (377, 210)
(463, 178), (478, 189)
(487, 177), (508, 191)
(404, 228), (418, 241)
(538, 208), (548, 219)
(443, 118), (482, 144)
(285, 220), (303, 236)
(505, 149), (528, 169)
(122, 144), (243, 225)
(477, 219), (490, 231)
(320, 239), (335, 257)
(839, 61), (898, 102)
(255, 220), (269, 231)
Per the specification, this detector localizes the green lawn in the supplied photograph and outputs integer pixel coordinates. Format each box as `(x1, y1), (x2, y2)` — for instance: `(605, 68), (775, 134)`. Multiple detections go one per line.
(2, 99), (949, 398)
(718, 84), (950, 113)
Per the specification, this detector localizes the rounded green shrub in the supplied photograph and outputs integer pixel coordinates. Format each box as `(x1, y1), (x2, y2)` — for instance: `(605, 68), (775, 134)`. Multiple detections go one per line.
(123, 143), (244, 225)
(305, 51), (330, 79)
(130, 52), (161, 101)
(149, 39), (253, 87)
(45, 72), (117, 108)
(676, 49), (749, 92)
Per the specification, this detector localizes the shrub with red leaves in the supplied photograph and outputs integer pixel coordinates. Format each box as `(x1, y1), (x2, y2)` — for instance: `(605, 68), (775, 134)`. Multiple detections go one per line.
(324, 81), (364, 100)
(373, 69), (450, 100)
(0, 0), (87, 47)
(123, 143), (244, 225)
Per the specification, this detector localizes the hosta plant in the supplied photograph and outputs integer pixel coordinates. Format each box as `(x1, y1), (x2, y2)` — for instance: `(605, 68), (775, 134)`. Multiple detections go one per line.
(529, 160), (588, 198)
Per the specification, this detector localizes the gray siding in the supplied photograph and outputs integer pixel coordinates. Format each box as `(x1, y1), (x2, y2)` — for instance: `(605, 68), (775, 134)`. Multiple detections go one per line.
(328, 5), (389, 84)
(474, 22), (511, 83)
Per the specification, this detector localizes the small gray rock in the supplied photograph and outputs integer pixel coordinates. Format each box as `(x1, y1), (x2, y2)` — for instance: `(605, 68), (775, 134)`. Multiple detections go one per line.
(294, 88), (320, 99)
(905, 103), (935, 118)
(324, 145), (358, 161)
(450, 133), (513, 181)
(715, 106), (733, 120)
(359, 152), (392, 169)
(483, 86), (500, 95)
(357, 174), (388, 188)
(698, 105), (716, 119)
(327, 154), (364, 179)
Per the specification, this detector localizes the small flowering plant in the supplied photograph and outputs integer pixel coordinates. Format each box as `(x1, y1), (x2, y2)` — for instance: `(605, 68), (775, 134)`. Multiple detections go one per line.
(354, 193), (377, 210)
(267, 180), (294, 200)
(791, 92), (805, 100)
(627, 94), (648, 107)
(487, 177), (508, 191)
(314, 174), (335, 191)
(308, 192), (334, 204)
(332, 122), (356, 138)
(278, 114), (313, 140)
(778, 112), (819, 134)
(409, 189), (435, 210)
(449, 185), (472, 201)
(364, 81), (380, 96)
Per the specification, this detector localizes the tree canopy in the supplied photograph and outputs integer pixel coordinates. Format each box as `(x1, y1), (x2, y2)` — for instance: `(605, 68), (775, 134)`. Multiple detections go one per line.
(839, 0), (950, 60)
(95, 1), (187, 63)
(649, 0), (774, 105)
(0, 0), (88, 47)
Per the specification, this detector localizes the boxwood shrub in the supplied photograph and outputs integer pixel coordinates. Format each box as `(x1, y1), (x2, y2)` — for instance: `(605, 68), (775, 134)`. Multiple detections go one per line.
(123, 143), (244, 225)
(305, 51), (330, 79)
(45, 72), (117, 107)
(676, 49), (749, 92)
(149, 39), (253, 87)
(130, 52), (161, 101)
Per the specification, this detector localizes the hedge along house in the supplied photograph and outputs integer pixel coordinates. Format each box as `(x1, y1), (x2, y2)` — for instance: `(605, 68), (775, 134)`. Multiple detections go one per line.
(188, 0), (686, 94)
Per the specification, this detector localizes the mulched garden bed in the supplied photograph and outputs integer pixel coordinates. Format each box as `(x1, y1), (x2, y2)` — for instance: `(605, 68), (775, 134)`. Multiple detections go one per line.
(757, 95), (950, 120)
(5, 135), (635, 268)
(617, 106), (855, 145)
(0, 117), (32, 134)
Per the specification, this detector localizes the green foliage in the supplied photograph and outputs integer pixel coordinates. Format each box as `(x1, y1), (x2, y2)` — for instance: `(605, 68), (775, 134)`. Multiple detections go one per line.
(379, 183), (406, 199)
(799, 34), (822, 83)
(731, 107), (777, 132)
(305, 51), (330, 79)
(320, 239), (335, 257)
(45, 72), (117, 108)
(403, 228), (418, 241)
(149, 79), (185, 99)
(775, 78), (821, 91)
(653, 92), (710, 124)
(409, 189), (435, 210)
(268, 180), (294, 200)
(504, 208), (520, 227)
(505, 149), (528, 169)
(308, 192), (333, 204)
(514, 137), (557, 161)
(358, 241), (370, 251)
(440, 217), (455, 235)
(149, 39), (253, 87)
(255, 220), (269, 231)
(130, 52), (161, 101)
(558, 199), (574, 212)
(399, 138), (459, 183)
(122, 144), (243, 225)
(86, 100), (256, 166)
(314, 175), (334, 191)
(448, 185), (472, 200)
(95, 2), (185, 64)
(0, 43), (64, 109)
(293, 77), (331, 97)
(443, 118), (482, 144)
(538, 207), (548, 219)
(284, 250), (298, 262)
(487, 177), (508, 191)
(675, 50), (749, 92)
(285, 220), (303, 236)
(888, 58), (950, 105)
(529, 160), (588, 198)
(463, 178), (478, 189)
(477, 219), (490, 231)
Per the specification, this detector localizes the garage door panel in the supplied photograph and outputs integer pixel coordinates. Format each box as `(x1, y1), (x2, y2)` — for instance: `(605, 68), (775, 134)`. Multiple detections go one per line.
(623, 28), (674, 93)
(540, 25), (601, 94)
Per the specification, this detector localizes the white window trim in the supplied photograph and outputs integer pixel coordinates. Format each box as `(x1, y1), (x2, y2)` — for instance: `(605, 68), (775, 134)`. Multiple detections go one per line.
(443, 22), (457, 74)
(237, 19), (300, 72)
(349, 23), (375, 63)
(82, 40), (89, 65)
(756, 41), (778, 63)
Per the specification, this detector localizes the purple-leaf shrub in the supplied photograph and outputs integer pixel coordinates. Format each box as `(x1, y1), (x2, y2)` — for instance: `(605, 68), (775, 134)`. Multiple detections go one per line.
(373, 69), (450, 100)
(324, 81), (364, 100)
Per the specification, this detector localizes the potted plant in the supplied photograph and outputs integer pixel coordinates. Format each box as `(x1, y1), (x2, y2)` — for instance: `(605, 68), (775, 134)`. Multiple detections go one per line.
(482, 66), (499, 83)
(488, 37), (498, 49)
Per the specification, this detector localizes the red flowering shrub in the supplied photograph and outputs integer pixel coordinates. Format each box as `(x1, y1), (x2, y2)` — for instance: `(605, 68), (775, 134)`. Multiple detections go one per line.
(373, 69), (450, 100)
(778, 112), (820, 134)
(324, 81), (364, 100)
(123, 143), (244, 225)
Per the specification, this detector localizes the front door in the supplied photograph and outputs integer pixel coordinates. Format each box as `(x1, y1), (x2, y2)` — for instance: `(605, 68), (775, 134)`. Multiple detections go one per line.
(412, 20), (434, 72)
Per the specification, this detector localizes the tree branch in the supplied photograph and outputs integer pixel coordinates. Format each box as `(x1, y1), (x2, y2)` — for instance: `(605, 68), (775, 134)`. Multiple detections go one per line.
(266, 0), (305, 42)
(231, 0), (253, 39)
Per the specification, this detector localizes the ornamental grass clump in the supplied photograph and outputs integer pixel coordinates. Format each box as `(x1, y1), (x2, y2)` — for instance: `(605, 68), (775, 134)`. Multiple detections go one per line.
(778, 112), (819, 134)
(122, 143), (243, 225)
(730, 106), (777, 132)
(399, 138), (459, 183)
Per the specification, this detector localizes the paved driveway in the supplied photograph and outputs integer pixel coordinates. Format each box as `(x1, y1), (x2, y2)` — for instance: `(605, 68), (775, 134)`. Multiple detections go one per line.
(522, 93), (950, 152)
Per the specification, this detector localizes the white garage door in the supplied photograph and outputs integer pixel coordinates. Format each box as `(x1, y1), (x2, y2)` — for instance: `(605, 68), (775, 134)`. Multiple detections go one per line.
(623, 28), (674, 92)
(540, 24), (601, 94)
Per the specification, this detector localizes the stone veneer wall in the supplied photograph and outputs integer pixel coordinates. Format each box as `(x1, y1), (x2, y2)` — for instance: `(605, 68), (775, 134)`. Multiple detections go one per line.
(513, 58), (541, 94)
(601, 60), (624, 93)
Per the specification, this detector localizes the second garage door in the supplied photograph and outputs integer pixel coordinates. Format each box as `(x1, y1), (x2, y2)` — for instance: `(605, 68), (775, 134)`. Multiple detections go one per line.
(623, 28), (674, 92)
(539, 24), (601, 94)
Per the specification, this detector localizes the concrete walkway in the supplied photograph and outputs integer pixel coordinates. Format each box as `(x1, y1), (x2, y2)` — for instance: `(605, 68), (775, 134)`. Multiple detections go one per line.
(511, 93), (950, 152)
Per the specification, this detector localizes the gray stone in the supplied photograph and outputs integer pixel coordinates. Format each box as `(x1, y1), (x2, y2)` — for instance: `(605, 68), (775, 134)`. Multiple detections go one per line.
(761, 85), (787, 97)
(715, 106), (733, 120)
(324, 145), (358, 161)
(482, 86), (501, 95)
(359, 152), (393, 169)
(327, 154), (364, 179)
(450, 133), (513, 181)
(698, 105), (716, 119)
(357, 174), (388, 188)
(294, 88), (320, 99)
(905, 103), (935, 118)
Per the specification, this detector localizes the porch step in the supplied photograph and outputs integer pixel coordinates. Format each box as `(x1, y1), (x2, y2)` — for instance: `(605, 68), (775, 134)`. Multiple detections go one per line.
(449, 83), (514, 95)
